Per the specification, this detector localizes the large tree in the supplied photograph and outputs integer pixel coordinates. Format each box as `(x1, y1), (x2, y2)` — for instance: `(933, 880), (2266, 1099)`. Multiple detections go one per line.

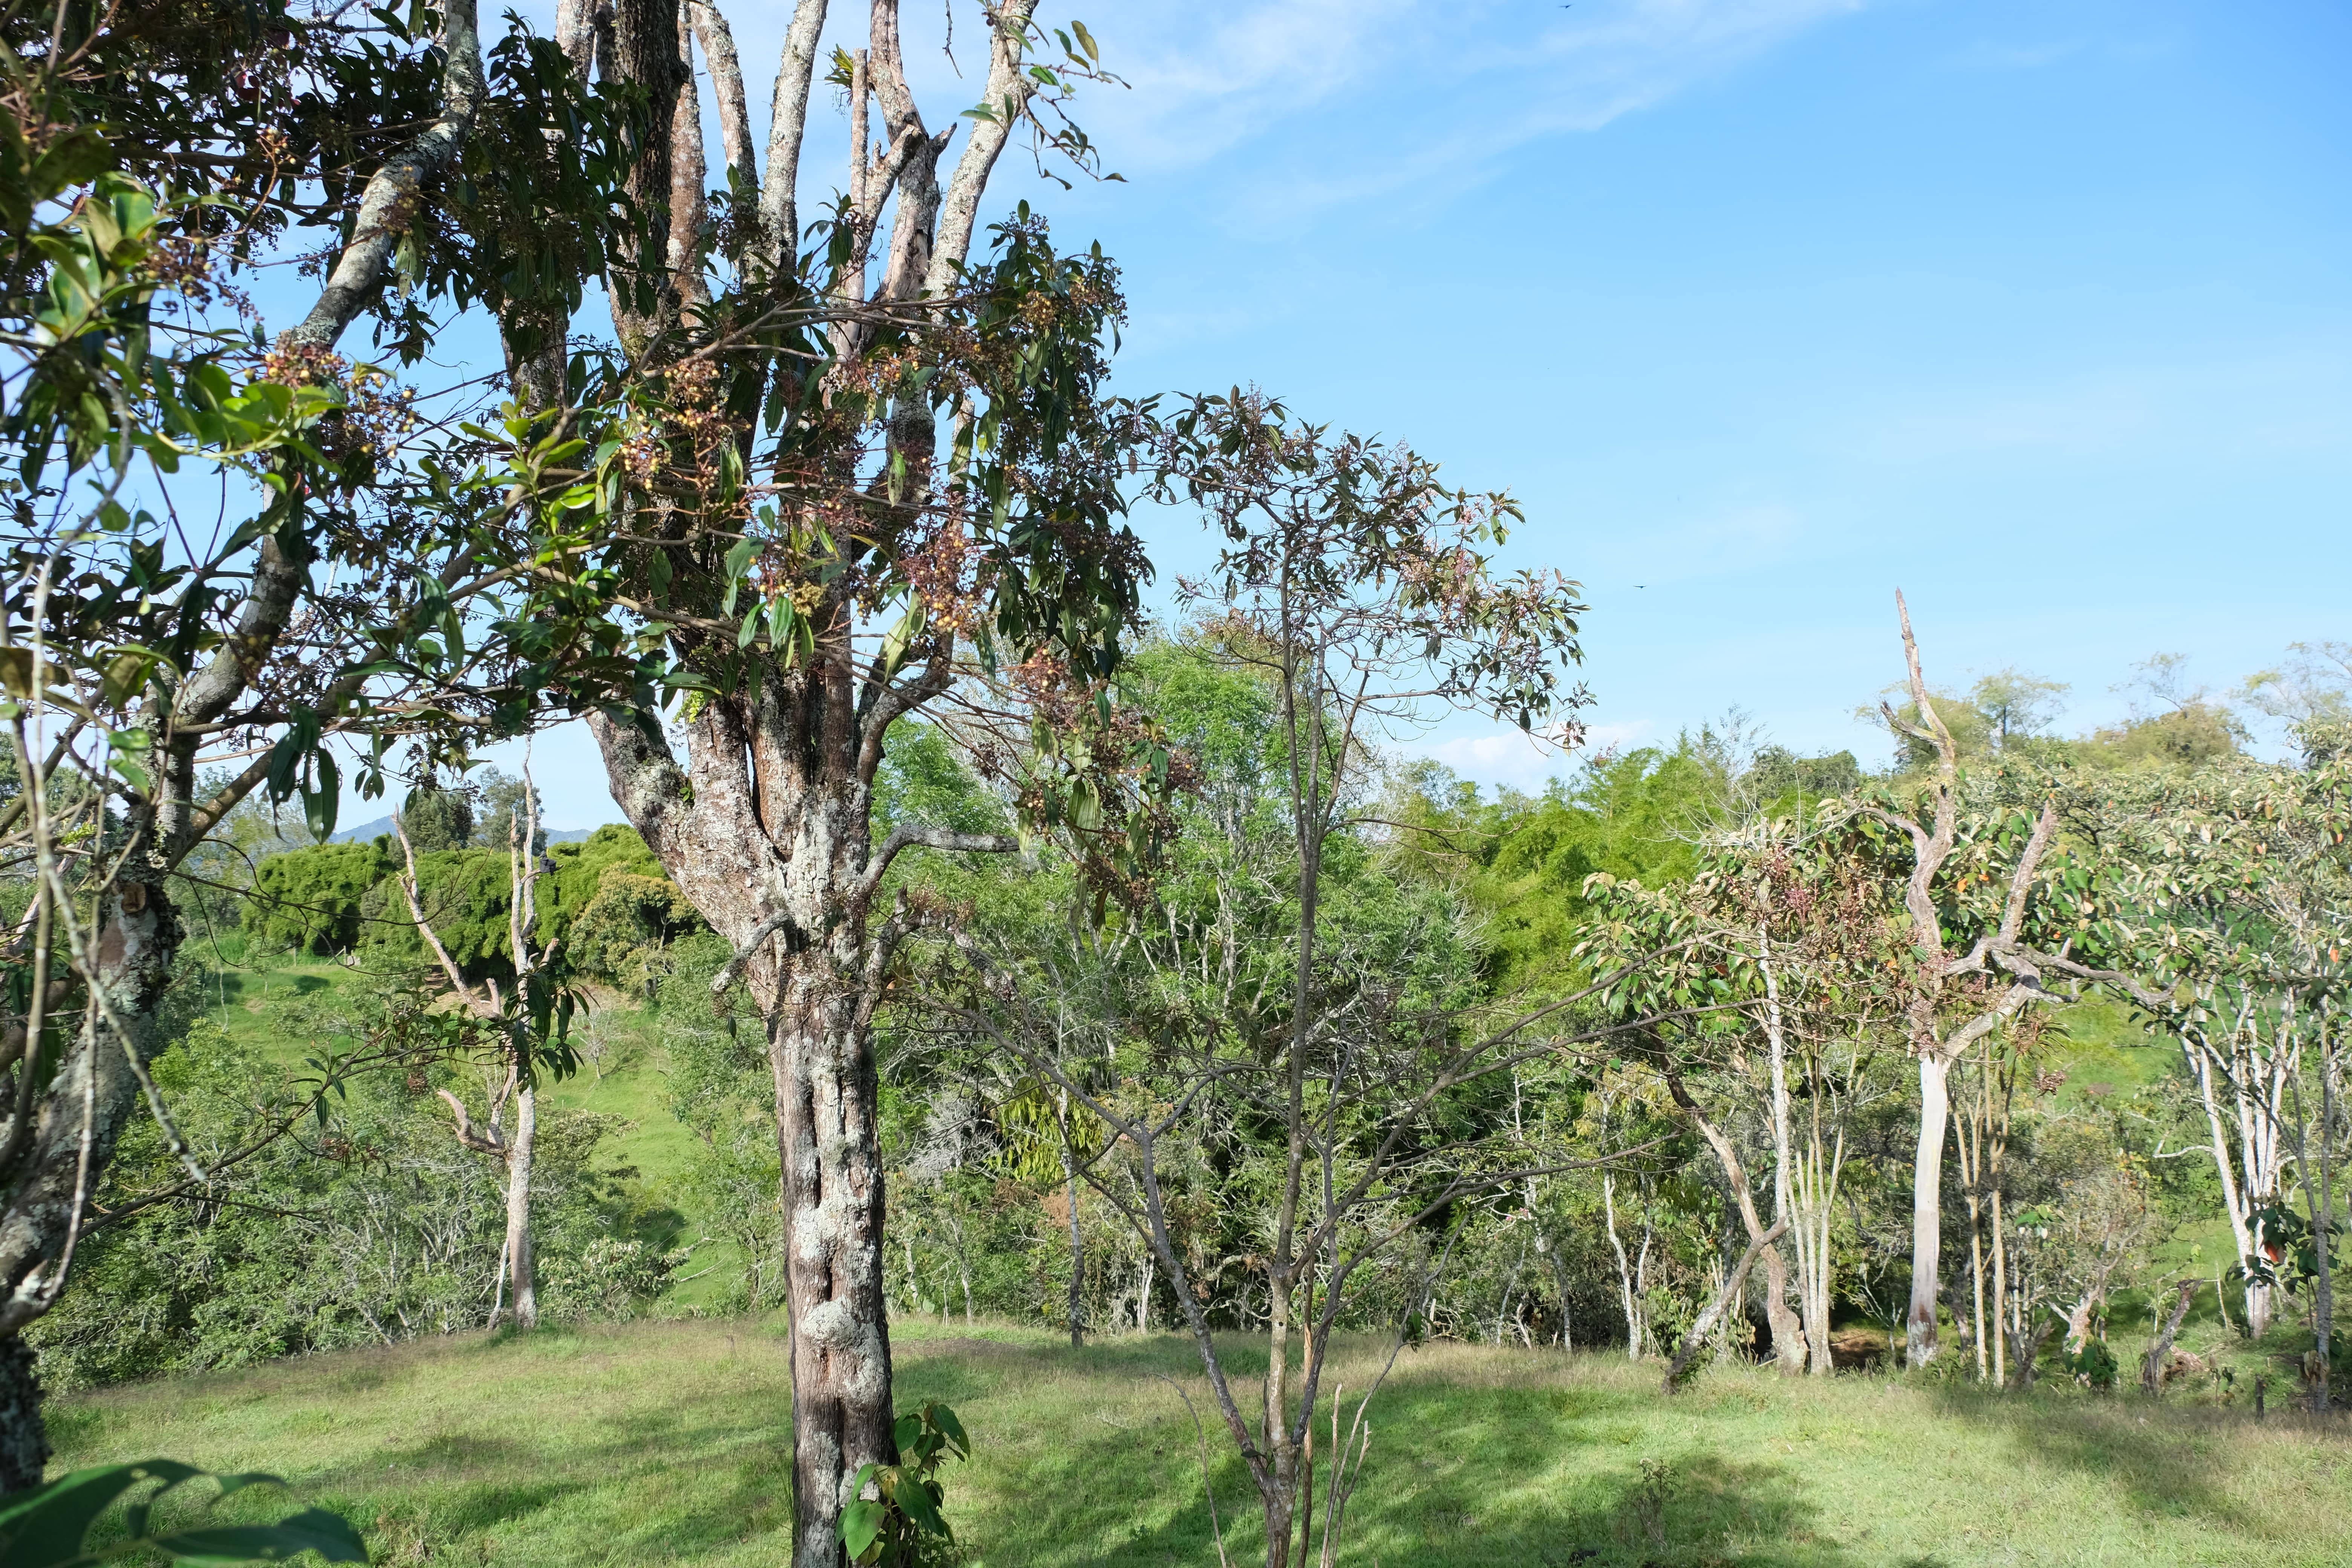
(0, 0), (585, 1485)
(446, 4), (1155, 1560)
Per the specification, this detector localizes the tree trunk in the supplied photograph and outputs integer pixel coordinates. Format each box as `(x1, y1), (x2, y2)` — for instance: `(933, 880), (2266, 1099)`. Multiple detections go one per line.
(1989, 1185), (2009, 1387)
(2315, 1035), (2337, 1410)
(0, 877), (181, 1493)
(1603, 1162), (1644, 1358)
(1664, 1218), (1791, 1390)
(0, 1335), (47, 1495)
(2064, 1291), (2098, 1354)
(1261, 1264), (1297, 1568)
(1906, 1052), (1954, 1367)
(2141, 1280), (2197, 1395)
(591, 687), (929, 1568)
(1671, 1080), (1802, 1373)
(2185, 1033), (2269, 1338)
(774, 951), (898, 1568)
(1758, 934), (1807, 1375)
(506, 1083), (539, 1329)
(1758, 1242), (1805, 1375)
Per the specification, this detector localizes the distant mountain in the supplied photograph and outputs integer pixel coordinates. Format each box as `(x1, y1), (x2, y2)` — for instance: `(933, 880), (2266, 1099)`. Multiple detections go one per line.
(328, 815), (598, 846)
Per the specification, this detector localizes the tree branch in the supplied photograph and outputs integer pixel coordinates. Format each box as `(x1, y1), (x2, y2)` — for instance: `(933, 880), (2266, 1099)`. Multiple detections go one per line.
(757, 0), (832, 275)
(289, 0), (485, 348)
(925, 0), (1039, 295)
(855, 822), (1018, 907)
(689, 0), (756, 180)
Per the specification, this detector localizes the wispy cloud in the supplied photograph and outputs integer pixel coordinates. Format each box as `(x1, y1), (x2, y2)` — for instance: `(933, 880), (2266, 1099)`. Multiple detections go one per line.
(1079, 0), (1867, 221)
(1947, 39), (2084, 72)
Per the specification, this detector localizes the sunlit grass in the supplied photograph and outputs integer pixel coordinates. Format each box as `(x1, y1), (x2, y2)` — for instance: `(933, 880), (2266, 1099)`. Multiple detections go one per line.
(49, 1317), (2352, 1567)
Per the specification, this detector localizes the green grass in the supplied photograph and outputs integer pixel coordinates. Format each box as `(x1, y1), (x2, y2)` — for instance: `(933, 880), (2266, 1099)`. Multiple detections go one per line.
(49, 1318), (2352, 1567)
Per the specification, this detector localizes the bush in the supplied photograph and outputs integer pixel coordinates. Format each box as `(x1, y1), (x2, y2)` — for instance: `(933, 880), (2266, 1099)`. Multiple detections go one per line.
(541, 1237), (683, 1320)
(247, 842), (395, 955)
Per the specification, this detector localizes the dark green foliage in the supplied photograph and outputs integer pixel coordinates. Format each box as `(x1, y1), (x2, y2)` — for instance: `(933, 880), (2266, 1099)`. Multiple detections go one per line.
(540, 826), (706, 993)
(360, 847), (512, 975)
(247, 842), (394, 956)
(1398, 744), (1729, 990)
(2066, 1336), (2121, 1390)
(242, 823), (703, 989)
(398, 786), (474, 852)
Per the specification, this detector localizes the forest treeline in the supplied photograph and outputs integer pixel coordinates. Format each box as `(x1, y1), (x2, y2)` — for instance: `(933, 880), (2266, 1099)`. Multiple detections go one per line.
(2, 2), (2344, 1565)
(37, 634), (2352, 1407)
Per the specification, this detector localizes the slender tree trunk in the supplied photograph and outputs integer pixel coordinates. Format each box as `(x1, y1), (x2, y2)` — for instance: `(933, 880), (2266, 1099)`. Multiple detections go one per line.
(506, 1083), (539, 1329)
(2141, 1280), (2197, 1395)
(2316, 1024), (2337, 1409)
(1907, 1052), (1954, 1367)
(1262, 1262), (1296, 1568)
(2186, 1030), (2272, 1338)
(1989, 1185), (2009, 1387)
(1956, 1090), (1988, 1380)
(1758, 937), (1806, 1376)
(1063, 1091), (1085, 1349)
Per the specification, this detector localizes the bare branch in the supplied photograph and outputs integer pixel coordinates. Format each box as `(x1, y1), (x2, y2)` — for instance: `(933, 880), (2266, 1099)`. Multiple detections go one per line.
(856, 822), (1018, 906)
(689, 0), (756, 180)
(436, 1087), (508, 1156)
(391, 812), (494, 1018)
(926, 0), (1039, 295)
(1998, 799), (2059, 945)
(758, 0), (833, 274)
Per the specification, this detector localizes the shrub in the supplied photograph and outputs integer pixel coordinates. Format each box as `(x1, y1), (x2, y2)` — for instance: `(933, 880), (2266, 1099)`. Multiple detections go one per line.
(247, 842), (395, 955)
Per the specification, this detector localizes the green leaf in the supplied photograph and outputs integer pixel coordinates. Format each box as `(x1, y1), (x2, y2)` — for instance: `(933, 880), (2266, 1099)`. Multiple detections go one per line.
(0, 1462), (171, 1565)
(896, 1475), (946, 1536)
(721, 536), (758, 615)
(839, 1499), (884, 1562)
(1071, 19), (1100, 61)
(303, 752), (340, 842)
(931, 1403), (969, 1456)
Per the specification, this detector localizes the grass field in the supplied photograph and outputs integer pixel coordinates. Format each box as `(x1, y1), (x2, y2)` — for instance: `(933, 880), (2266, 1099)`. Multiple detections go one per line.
(49, 1316), (2352, 1568)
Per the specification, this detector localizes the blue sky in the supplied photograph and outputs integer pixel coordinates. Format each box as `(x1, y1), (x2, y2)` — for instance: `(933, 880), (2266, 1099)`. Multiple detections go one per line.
(473, 0), (2350, 824)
